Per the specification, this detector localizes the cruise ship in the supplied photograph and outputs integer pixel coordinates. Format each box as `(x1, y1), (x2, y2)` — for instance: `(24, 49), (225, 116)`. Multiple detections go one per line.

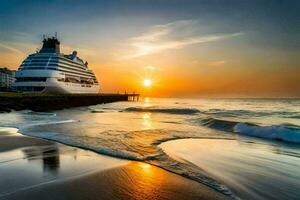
(13, 36), (100, 94)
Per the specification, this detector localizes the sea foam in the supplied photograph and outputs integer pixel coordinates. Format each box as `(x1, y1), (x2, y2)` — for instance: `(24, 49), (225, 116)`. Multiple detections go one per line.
(234, 123), (300, 143)
(197, 117), (300, 143)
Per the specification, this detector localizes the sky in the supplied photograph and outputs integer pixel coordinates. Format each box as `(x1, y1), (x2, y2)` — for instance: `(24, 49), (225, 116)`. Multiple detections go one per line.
(0, 0), (299, 97)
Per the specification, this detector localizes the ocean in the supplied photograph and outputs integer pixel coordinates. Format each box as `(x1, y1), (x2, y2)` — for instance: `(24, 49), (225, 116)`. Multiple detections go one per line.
(0, 98), (299, 200)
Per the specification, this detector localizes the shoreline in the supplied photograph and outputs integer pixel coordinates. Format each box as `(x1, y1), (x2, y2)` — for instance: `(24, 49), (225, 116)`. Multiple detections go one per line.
(0, 128), (229, 200)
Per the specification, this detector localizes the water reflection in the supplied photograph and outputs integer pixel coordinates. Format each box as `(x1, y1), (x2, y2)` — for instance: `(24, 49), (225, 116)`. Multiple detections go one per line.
(142, 113), (152, 129)
(22, 145), (60, 175)
(143, 97), (151, 107)
(0, 142), (127, 197)
(41, 147), (60, 174)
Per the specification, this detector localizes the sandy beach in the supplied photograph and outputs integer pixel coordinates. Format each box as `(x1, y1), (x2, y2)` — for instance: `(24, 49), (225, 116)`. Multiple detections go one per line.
(0, 130), (228, 200)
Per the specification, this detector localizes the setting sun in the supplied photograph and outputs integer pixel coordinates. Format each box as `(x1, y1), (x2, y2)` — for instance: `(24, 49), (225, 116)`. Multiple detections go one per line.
(143, 79), (152, 87)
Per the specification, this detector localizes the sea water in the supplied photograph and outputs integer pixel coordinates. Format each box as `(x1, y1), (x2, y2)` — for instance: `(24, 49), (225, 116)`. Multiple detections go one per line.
(0, 98), (299, 199)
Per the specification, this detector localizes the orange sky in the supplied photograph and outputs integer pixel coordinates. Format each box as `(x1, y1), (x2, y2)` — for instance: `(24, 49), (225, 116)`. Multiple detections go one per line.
(1, 36), (299, 98)
(0, 1), (299, 98)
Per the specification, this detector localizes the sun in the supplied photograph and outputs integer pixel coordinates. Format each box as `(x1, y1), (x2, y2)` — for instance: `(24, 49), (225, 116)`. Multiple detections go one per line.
(143, 79), (152, 87)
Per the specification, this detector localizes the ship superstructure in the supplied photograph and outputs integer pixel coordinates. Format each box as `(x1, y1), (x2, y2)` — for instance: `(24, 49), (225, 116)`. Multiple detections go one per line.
(13, 36), (100, 94)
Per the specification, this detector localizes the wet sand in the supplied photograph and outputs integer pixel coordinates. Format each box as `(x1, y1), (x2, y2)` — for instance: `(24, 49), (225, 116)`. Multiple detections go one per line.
(160, 138), (300, 200)
(0, 131), (228, 200)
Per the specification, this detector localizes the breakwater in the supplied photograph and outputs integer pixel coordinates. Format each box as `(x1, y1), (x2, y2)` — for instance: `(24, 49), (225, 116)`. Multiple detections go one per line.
(0, 93), (140, 112)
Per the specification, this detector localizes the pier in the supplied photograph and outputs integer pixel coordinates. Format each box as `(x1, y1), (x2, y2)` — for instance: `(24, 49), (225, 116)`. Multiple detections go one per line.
(0, 93), (140, 112)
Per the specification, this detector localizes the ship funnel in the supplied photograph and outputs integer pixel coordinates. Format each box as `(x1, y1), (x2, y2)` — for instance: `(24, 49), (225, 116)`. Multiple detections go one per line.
(72, 51), (77, 56)
(39, 35), (60, 53)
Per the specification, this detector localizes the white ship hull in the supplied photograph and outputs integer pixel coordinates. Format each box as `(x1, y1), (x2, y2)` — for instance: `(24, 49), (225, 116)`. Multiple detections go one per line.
(13, 70), (100, 94)
(13, 80), (100, 94)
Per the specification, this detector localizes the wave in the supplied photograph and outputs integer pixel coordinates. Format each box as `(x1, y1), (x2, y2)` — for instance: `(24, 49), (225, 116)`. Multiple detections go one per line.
(20, 119), (77, 129)
(90, 109), (121, 113)
(198, 117), (243, 132)
(89, 106), (124, 113)
(125, 106), (200, 115)
(234, 123), (300, 143)
(194, 117), (300, 143)
(19, 110), (57, 116)
(90, 110), (105, 113)
(204, 109), (300, 118)
(17, 130), (143, 161)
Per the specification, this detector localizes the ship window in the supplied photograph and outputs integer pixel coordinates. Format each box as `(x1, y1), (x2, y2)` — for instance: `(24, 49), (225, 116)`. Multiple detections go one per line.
(16, 77), (47, 82)
(32, 56), (51, 59)
(16, 86), (45, 92)
(23, 67), (56, 70)
(57, 78), (64, 82)
(25, 67), (45, 70)
(29, 63), (48, 66)
(46, 67), (57, 70)
(30, 60), (49, 63)
(48, 63), (59, 66)
(65, 77), (80, 83)
(33, 87), (45, 91)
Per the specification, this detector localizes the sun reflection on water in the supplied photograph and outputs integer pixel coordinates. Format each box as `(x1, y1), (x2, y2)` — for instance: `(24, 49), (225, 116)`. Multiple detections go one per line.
(142, 113), (152, 130)
(125, 162), (163, 199)
(143, 97), (151, 107)
(137, 162), (153, 175)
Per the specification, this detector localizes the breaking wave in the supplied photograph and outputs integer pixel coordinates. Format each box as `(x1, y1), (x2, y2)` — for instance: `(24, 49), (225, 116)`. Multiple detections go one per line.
(125, 106), (200, 115)
(204, 109), (300, 118)
(194, 117), (300, 143)
(234, 123), (300, 143)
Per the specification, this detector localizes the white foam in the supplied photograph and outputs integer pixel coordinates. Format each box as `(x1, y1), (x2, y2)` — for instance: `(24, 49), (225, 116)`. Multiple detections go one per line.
(20, 119), (77, 129)
(234, 123), (300, 143)
(0, 127), (19, 135)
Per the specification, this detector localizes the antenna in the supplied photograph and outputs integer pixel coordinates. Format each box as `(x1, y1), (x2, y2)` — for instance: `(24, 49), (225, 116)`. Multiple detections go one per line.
(43, 34), (45, 39)
(55, 32), (57, 38)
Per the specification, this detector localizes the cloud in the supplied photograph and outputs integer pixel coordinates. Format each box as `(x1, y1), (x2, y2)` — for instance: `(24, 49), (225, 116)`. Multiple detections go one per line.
(0, 42), (25, 55)
(121, 20), (242, 59)
(209, 60), (227, 66)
